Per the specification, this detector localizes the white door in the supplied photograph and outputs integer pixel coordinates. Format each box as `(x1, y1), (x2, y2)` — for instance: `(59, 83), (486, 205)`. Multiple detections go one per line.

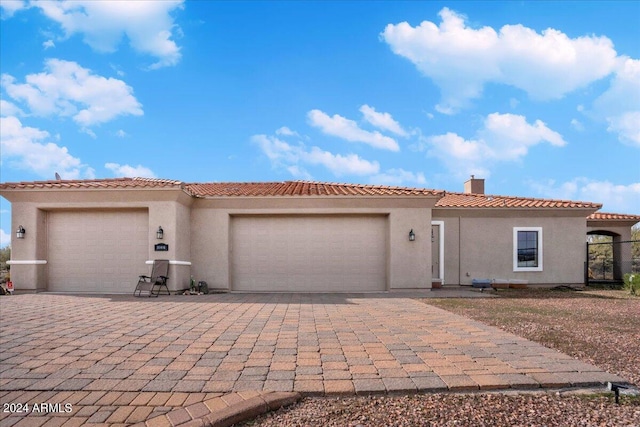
(231, 215), (387, 292)
(47, 210), (148, 293)
(431, 221), (444, 284)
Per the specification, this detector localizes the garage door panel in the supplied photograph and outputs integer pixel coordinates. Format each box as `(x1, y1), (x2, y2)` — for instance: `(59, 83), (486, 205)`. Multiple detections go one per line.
(231, 215), (386, 292)
(48, 210), (148, 293)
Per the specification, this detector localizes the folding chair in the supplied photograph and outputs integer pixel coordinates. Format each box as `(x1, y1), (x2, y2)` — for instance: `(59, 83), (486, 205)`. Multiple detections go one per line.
(134, 259), (170, 297)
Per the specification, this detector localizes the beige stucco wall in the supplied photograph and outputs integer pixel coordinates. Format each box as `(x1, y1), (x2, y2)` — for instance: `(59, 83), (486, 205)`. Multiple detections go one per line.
(434, 209), (593, 286)
(2, 188), (438, 293)
(8, 203), (47, 292)
(191, 197), (436, 292)
(3, 188), (193, 293)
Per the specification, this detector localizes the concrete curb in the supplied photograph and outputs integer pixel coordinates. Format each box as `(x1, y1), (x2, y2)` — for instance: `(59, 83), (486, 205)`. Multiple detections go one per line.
(143, 391), (302, 427)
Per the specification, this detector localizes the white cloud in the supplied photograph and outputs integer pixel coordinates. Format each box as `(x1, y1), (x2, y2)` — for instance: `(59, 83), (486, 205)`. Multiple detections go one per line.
(382, 7), (618, 113)
(105, 162), (156, 178)
(0, 228), (10, 248)
(252, 134), (380, 178)
(370, 168), (426, 186)
(571, 119), (584, 132)
(115, 129), (128, 138)
(590, 57), (640, 146)
(0, 0), (27, 18)
(0, 99), (24, 117)
(275, 126), (300, 137)
(424, 113), (566, 178)
(0, 116), (95, 179)
(302, 147), (380, 176)
(32, 0), (183, 69)
(307, 109), (400, 151)
(529, 178), (640, 214)
(359, 105), (408, 137)
(2, 59), (143, 127)
(42, 39), (55, 49)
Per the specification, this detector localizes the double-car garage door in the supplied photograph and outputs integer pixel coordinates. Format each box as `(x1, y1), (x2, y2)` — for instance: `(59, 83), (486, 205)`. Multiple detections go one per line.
(231, 215), (387, 292)
(47, 210), (148, 293)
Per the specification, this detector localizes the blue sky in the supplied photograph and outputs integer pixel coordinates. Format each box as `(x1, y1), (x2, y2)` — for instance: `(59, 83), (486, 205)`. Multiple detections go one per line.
(1, 1), (639, 246)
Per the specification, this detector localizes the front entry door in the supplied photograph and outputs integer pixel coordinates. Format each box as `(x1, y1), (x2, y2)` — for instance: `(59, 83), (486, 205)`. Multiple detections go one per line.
(431, 224), (440, 280)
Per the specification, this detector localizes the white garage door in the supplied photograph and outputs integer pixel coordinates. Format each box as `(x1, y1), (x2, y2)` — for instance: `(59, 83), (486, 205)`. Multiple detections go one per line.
(231, 215), (387, 292)
(47, 210), (149, 293)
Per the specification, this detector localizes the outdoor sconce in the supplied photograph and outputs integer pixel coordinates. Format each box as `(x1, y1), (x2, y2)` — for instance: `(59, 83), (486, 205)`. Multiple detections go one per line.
(408, 229), (415, 242)
(16, 225), (25, 239)
(156, 226), (164, 240)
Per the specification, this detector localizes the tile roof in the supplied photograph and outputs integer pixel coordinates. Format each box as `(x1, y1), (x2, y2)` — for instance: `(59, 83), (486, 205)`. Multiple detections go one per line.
(185, 181), (443, 197)
(0, 177), (185, 191)
(587, 212), (640, 221)
(436, 192), (602, 210)
(0, 177), (606, 211)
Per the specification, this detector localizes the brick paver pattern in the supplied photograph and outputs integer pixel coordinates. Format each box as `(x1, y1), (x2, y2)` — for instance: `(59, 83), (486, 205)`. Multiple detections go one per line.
(0, 293), (625, 425)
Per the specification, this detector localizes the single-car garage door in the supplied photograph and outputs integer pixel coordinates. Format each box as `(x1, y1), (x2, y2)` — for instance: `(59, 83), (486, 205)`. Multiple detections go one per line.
(47, 210), (148, 293)
(231, 215), (387, 292)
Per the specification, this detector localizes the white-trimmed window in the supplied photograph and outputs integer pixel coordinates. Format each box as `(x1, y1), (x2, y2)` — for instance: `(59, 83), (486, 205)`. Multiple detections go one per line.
(513, 227), (543, 272)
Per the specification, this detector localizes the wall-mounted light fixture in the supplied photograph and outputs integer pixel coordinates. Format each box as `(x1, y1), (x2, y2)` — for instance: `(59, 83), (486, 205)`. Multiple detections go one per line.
(408, 229), (415, 242)
(156, 226), (164, 240)
(16, 225), (26, 239)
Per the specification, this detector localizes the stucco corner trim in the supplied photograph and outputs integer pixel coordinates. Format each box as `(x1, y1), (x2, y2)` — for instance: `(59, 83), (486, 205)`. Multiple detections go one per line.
(145, 260), (192, 266)
(6, 260), (48, 265)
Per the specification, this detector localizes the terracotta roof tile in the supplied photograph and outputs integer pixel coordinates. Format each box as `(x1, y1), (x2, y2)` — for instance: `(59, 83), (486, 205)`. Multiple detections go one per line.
(184, 181), (444, 197)
(0, 177), (185, 191)
(588, 212), (640, 221)
(0, 178), (609, 212)
(436, 192), (602, 210)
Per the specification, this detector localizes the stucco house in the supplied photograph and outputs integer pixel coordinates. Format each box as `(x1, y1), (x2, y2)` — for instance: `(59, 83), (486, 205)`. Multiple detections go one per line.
(1, 176), (638, 294)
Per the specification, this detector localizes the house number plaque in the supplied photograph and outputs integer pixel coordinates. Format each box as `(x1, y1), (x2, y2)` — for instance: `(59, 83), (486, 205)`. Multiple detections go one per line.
(154, 243), (169, 251)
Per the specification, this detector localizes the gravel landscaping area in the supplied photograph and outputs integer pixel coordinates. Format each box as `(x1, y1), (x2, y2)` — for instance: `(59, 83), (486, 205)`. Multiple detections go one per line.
(243, 288), (640, 427)
(244, 392), (640, 427)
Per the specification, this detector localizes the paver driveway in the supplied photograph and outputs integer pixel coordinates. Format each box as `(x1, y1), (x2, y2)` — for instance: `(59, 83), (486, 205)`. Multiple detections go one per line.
(1, 293), (623, 397)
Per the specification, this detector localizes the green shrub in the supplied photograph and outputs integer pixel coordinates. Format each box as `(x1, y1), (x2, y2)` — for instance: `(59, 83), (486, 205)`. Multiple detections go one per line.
(623, 273), (640, 296)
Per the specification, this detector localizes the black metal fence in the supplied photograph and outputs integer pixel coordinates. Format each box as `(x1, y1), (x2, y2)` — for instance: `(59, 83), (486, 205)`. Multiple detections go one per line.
(586, 240), (639, 283)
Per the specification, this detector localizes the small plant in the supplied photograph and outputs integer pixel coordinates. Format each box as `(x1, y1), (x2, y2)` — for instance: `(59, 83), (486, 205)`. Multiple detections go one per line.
(623, 273), (640, 296)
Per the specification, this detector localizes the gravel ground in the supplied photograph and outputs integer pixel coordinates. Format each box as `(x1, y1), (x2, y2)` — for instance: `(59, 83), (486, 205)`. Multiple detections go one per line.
(244, 393), (640, 427)
(242, 289), (640, 427)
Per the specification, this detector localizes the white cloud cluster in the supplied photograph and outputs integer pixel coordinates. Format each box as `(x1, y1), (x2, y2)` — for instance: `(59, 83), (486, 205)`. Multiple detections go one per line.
(359, 105), (408, 137)
(382, 7), (618, 113)
(590, 57), (640, 146)
(252, 134), (380, 178)
(105, 162), (156, 178)
(253, 121), (427, 186)
(2, 59), (143, 128)
(424, 113), (566, 178)
(0, 99), (24, 116)
(0, 116), (95, 179)
(307, 109), (400, 151)
(0, 0), (27, 18)
(6, 0), (184, 69)
(529, 178), (640, 214)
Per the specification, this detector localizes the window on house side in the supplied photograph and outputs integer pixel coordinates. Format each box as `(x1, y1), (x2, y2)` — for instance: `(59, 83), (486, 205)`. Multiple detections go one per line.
(513, 227), (543, 272)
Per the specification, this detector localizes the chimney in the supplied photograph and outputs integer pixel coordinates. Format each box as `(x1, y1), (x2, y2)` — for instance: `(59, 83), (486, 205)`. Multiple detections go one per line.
(464, 175), (484, 194)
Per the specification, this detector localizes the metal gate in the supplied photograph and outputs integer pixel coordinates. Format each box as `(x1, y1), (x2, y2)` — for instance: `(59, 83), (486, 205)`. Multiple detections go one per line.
(586, 240), (639, 284)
